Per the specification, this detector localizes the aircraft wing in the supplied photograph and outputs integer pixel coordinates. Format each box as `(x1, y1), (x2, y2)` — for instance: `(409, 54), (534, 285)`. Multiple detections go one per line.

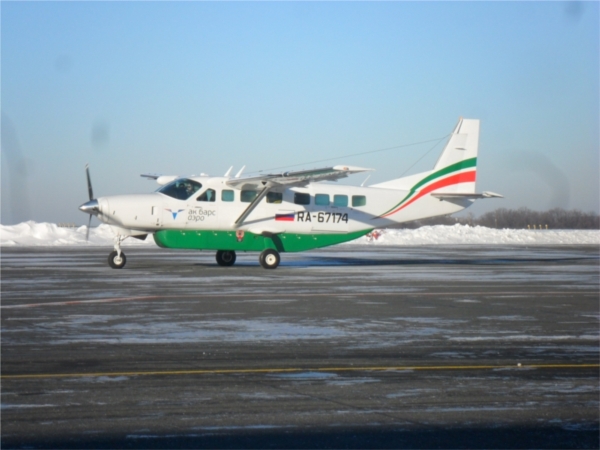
(226, 165), (373, 190)
(140, 174), (179, 186)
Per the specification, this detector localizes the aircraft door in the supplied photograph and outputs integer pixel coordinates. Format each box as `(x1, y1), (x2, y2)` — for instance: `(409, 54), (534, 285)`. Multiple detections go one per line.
(151, 204), (163, 228)
(186, 188), (219, 229)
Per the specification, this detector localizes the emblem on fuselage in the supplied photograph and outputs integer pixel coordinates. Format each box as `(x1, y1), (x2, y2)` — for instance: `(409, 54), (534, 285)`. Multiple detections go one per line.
(165, 208), (185, 219)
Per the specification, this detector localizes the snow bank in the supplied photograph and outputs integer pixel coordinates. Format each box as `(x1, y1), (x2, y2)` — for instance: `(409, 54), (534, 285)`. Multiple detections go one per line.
(0, 222), (156, 247)
(356, 224), (600, 246)
(0, 221), (598, 247)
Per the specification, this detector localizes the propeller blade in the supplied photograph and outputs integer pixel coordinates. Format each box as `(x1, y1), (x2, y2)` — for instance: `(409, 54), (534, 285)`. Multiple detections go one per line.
(85, 164), (94, 201)
(86, 215), (92, 241)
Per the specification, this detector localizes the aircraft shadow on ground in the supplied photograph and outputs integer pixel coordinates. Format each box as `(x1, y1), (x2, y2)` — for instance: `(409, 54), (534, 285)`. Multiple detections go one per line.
(193, 255), (598, 268)
(2, 424), (598, 449)
(295, 255), (599, 267)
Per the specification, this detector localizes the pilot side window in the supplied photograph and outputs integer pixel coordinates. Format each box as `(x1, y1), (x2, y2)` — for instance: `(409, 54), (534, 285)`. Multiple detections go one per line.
(241, 190), (259, 203)
(266, 192), (283, 204)
(333, 195), (348, 207)
(352, 195), (367, 207)
(197, 189), (216, 202)
(294, 193), (310, 205)
(221, 189), (234, 202)
(157, 179), (202, 200)
(315, 194), (330, 206)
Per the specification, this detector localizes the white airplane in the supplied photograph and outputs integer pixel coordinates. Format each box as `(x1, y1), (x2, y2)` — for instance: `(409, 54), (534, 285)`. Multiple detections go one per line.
(79, 118), (502, 269)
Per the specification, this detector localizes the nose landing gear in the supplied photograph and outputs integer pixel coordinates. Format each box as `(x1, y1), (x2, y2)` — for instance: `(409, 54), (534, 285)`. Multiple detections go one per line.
(108, 250), (126, 269)
(108, 235), (126, 269)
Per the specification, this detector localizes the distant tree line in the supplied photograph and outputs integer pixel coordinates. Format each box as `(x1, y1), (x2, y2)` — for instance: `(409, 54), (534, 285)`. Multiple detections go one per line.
(400, 208), (600, 230)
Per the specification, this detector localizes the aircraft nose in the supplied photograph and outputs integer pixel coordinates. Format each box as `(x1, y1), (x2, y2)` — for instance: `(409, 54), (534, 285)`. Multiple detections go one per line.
(79, 199), (99, 215)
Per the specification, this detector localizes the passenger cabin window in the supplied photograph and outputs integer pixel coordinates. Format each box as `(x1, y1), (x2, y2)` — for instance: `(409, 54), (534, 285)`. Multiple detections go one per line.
(241, 190), (259, 203)
(333, 195), (348, 207)
(221, 189), (234, 202)
(352, 195), (366, 207)
(294, 193), (310, 205)
(315, 194), (330, 206)
(266, 192), (283, 204)
(157, 179), (202, 200)
(197, 188), (216, 202)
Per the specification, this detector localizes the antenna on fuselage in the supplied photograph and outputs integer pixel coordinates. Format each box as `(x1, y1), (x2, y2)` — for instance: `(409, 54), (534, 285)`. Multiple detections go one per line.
(235, 165), (246, 178)
(224, 166), (233, 177)
(360, 174), (371, 187)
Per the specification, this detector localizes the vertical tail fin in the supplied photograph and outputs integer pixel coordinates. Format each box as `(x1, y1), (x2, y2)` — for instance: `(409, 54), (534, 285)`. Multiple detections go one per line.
(431, 117), (479, 193)
(372, 118), (479, 193)
(372, 118), (499, 221)
(434, 118), (479, 171)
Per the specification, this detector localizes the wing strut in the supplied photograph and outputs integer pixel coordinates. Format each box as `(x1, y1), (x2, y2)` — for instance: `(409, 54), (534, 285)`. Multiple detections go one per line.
(233, 184), (272, 227)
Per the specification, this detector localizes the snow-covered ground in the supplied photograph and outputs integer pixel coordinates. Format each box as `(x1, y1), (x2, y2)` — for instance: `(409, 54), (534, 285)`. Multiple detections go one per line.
(1, 221), (598, 247)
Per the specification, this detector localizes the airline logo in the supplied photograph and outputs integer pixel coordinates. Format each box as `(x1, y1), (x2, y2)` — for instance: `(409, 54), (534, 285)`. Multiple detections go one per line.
(166, 208), (185, 219)
(378, 157), (477, 218)
(275, 213), (295, 222)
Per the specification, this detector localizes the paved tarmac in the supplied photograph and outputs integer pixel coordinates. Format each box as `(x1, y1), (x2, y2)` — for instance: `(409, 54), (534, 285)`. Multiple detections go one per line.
(1, 244), (599, 449)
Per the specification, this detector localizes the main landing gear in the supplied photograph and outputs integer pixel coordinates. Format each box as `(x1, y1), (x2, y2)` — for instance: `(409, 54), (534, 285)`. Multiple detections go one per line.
(259, 248), (280, 269)
(214, 249), (281, 269)
(216, 250), (236, 267)
(108, 235), (126, 269)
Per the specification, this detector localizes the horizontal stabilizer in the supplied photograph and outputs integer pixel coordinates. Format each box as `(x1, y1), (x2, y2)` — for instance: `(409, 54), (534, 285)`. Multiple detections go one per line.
(432, 191), (503, 200)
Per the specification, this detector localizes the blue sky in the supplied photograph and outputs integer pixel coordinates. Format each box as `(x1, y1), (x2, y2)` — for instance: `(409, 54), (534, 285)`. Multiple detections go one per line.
(2, 1), (598, 225)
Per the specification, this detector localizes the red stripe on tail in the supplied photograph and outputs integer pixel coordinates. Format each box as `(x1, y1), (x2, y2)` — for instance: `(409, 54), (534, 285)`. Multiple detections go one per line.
(382, 170), (477, 218)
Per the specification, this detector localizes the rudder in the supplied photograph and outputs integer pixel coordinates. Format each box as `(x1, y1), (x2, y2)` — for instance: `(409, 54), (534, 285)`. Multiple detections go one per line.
(372, 117), (479, 193)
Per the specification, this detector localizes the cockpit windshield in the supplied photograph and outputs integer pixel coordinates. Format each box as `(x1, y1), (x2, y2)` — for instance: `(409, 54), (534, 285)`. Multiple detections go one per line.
(157, 179), (202, 200)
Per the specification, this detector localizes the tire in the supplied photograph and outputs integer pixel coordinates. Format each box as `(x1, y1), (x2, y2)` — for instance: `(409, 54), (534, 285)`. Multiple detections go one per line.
(108, 250), (126, 269)
(259, 249), (280, 269)
(216, 250), (236, 267)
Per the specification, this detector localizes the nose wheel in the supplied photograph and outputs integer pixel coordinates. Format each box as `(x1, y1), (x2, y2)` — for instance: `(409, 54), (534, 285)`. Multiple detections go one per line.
(259, 249), (280, 269)
(108, 250), (126, 269)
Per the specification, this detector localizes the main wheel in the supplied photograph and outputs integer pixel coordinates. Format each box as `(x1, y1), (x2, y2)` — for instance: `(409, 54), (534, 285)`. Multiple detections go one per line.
(216, 250), (236, 267)
(259, 249), (280, 269)
(108, 250), (126, 269)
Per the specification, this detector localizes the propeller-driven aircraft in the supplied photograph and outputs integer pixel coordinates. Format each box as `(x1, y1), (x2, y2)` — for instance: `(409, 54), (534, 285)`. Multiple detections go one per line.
(79, 118), (502, 269)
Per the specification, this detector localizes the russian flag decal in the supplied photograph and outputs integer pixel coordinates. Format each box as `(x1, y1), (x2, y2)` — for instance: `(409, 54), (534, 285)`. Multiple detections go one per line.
(275, 213), (295, 222)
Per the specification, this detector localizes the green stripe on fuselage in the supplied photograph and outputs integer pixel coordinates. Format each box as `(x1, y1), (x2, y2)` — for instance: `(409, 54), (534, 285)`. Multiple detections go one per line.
(153, 229), (373, 253)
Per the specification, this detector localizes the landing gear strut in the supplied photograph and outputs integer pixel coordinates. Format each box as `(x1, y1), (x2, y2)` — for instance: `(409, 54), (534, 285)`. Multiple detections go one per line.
(259, 249), (280, 269)
(216, 250), (236, 267)
(108, 235), (126, 269)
